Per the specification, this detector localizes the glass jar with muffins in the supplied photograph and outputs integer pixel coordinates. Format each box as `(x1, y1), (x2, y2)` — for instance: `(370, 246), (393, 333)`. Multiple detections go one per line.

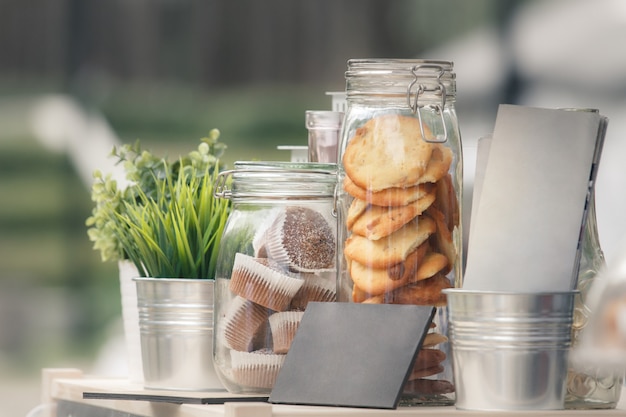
(213, 161), (337, 394)
(336, 59), (463, 406)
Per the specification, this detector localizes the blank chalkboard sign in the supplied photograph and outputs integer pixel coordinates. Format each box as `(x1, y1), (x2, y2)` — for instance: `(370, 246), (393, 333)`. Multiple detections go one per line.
(269, 302), (435, 409)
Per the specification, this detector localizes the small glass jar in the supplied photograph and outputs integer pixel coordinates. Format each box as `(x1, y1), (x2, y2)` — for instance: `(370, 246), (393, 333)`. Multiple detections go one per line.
(212, 161), (337, 394)
(305, 110), (343, 163)
(337, 59), (463, 406)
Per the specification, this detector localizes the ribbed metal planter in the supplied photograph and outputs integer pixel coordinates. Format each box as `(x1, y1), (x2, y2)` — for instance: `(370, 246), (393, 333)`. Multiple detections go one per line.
(134, 277), (222, 391)
(444, 289), (577, 411)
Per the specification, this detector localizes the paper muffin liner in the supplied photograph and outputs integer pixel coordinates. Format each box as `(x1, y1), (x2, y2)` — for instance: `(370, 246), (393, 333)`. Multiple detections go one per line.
(229, 252), (303, 311)
(265, 206), (336, 272)
(269, 311), (305, 354)
(290, 272), (337, 310)
(221, 295), (269, 352)
(230, 349), (286, 389)
(252, 208), (281, 258)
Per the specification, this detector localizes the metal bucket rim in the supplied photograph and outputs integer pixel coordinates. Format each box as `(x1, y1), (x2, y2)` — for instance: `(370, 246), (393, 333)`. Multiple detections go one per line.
(443, 289), (580, 297)
(133, 277), (214, 284)
(449, 315), (574, 321)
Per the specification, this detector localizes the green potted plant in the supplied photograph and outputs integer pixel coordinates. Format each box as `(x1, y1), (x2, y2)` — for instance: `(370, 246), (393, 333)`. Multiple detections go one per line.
(86, 128), (229, 276)
(86, 129), (230, 390)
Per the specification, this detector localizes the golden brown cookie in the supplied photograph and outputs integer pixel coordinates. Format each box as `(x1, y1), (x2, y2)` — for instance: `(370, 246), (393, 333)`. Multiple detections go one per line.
(361, 293), (384, 304)
(403, 378), (455, 395)
(388, 242), (427, 280)
(343, 114), (434, 192)
(412, 349), (446, 373)
(343, 216), (436, 268)
(432, 173), (460, 232)
(346, 197), (368, 230)
(422, 332), (448, 348)
(349, 191), (436, 240)
(343, 175), (433, 207)
(350, 242), (429, 296)
(418, 144), (453, 184)
(426, 207), (456, 276)
(383, 273), (451, 306)
(408, 364), (444, 380)
(413, 251), (449, 282)
(352, 283), (369, 303)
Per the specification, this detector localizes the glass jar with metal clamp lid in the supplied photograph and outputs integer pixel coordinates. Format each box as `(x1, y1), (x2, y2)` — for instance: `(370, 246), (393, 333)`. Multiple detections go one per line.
(212, 161), (337, 394)
(336, 59), (463, 406)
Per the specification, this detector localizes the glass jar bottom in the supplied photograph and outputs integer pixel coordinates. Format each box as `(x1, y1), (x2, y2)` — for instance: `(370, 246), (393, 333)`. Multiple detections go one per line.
(565, 368), (623, 409)
(399, 393), (455, 407)
(565, 397), (620, 410)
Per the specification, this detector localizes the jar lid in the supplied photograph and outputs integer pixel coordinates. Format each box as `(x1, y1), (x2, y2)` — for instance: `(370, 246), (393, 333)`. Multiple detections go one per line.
(346, 59), (454, 79)
(345, 58), (456, 101)
(214, 161), (337, 200)
(233, 161), (337, 172)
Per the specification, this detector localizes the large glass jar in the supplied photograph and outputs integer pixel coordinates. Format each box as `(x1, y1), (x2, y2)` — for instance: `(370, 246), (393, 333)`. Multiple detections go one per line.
(553, 108), (623, 409)
(213, 161), (337, 394)
(337, 59), (463, 406)
(567, 191), (624, 409)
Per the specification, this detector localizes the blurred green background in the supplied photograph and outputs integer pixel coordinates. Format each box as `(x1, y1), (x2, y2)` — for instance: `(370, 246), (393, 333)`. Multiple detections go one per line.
(0, 0), (527, 414)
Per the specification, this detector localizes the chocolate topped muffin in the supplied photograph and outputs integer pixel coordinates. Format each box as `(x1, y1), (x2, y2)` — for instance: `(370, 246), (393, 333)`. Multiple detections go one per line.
(265, 206), (336, 272)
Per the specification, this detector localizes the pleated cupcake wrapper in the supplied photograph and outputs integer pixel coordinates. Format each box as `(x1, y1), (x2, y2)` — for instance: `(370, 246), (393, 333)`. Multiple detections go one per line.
(230, 350), (286, 389)
(269, 311), (305, 354)
(252, 208), (281, 258)
(222, 295), (269, 352)
(290, 273), (337, 310)
(265, 209), (296, 269)
(265, 208), (335, 273)
(230, 253), (303, 311)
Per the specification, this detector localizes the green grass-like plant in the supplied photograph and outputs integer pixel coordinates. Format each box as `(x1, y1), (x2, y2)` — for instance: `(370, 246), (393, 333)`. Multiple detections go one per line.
(86, 129), (230, 279)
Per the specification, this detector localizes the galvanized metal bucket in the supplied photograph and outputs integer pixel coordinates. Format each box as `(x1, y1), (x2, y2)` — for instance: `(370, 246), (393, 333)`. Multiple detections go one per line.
(118, 260), (143, 383)
(134, 277), (223, 391)
(444, 289), (577, 411)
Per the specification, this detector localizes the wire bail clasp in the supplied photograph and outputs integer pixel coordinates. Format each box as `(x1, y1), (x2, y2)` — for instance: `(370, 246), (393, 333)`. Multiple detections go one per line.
(213, 170), (234, 199)
(407, 64), (448, 143)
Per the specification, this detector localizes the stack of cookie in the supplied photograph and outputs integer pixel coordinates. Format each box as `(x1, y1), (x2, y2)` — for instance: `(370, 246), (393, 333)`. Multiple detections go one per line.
(341, 114), (459, 396)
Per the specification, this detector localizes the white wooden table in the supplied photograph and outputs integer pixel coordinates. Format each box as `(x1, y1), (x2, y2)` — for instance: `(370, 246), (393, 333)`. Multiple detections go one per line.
(35, 369), (626, 417)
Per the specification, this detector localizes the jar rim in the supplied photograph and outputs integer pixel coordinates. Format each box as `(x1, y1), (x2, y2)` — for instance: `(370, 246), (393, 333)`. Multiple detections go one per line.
(347, 58), (453, 67)
(233, 160), (337, 173)
(346, 59), (455, 79)
(215, 161), (337, 200)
